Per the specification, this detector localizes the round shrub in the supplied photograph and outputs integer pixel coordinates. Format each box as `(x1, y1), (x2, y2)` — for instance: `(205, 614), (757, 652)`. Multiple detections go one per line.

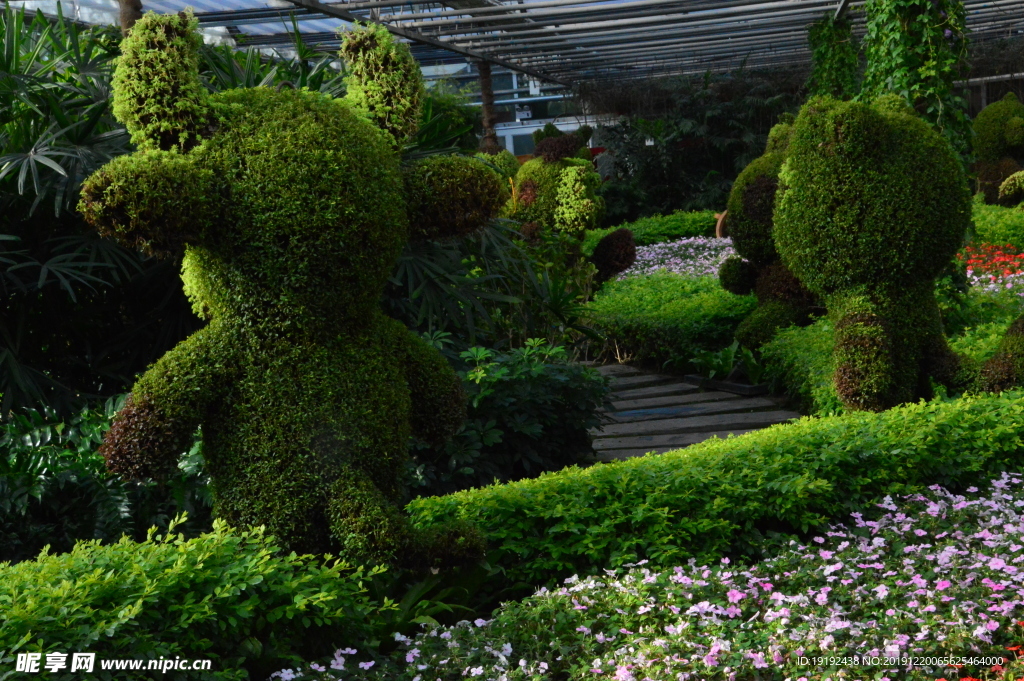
(590, 227), (636, 282)
(980, 315), (1024, 392)
(474, 149), (520, 182)
(718, 255), (757, 295)
(405, 155), (508, 241)
(999, 169), (1024, 207)
(724, 152), (784, 267)
(974, 92), (1024, 163)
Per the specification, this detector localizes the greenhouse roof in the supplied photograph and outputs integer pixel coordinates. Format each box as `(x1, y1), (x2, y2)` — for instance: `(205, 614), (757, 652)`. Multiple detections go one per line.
(15, 0), (1024, 87)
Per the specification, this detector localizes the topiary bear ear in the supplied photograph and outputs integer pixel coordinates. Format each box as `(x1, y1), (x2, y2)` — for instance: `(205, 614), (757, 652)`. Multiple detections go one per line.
(403, 155), (508, 240)
(112, 10), (212, 151)
(340, 24), (425, 146)
(79, 150), (224, 258)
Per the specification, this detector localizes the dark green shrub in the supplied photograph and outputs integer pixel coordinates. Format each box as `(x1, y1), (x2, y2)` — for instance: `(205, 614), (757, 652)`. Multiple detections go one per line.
(717, 255), (758, 295)
(0, 397), (210, 564)
(589, 228), (636, 283)
(408, 391), (1024, 588)
(774, 95), (972, 410)
(408, 341), (609, 497)
(0, 518), (390, 680)
(404, 155), (508, 241)
(584, 273), (755, 368)
(581, 210), (717, 256)
(980, 316), (1024, 391)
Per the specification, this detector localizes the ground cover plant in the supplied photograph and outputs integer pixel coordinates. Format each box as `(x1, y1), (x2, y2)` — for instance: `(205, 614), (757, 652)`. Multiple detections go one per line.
(284, 473), (1024, 680)
(0, 517), (390, 681)
(408, 390), (1024, 590)
(580, 210), (718, 257)
(972, 195), (1024, 250)
(584, 270), (754, 367)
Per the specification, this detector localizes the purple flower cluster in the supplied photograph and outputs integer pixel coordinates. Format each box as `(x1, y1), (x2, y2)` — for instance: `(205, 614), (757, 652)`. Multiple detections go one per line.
(620, 237), (736, 280)
(967, 267), (1024, 297)
(273, 474), (1024, 680)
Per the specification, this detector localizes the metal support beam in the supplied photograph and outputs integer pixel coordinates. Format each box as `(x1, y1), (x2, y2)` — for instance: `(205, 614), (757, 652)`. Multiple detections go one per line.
(834, 0), (852, 20)
(283, 0), (573, 85)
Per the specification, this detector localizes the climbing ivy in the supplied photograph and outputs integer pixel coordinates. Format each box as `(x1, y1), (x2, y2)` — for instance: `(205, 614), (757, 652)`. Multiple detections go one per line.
(859, 0), (971, 157)
(807, 15), (860, 99)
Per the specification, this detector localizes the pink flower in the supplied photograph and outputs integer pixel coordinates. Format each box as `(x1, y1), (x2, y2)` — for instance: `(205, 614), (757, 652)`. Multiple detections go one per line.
(726, 589), (746, 603)
(936, 580), (952, 590)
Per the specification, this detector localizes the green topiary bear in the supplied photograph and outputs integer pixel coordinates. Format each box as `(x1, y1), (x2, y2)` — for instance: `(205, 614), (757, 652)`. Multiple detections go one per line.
(774, 95), (975, 411)
(974, 92), (1024, 203)
(78, 13), (500, 568)
(718, 115), (818, 349)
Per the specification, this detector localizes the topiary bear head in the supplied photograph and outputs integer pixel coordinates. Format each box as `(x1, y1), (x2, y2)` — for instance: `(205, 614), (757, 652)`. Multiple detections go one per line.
(774, 95), (971, 297)
(79, 12), (503, 326)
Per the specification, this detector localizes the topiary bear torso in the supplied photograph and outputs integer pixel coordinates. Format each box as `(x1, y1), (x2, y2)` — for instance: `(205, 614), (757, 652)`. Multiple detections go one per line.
(80, 15), (495, 567)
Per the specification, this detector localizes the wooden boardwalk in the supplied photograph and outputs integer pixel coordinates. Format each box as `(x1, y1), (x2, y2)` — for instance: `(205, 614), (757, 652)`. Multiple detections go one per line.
(589, 364), (801, 462)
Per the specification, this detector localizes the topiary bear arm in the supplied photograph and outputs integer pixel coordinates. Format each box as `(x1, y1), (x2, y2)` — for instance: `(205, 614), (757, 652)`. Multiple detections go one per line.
(391, 322), (467, 447)
(100, 321), (238, 480)
(78, 150), (224, 259)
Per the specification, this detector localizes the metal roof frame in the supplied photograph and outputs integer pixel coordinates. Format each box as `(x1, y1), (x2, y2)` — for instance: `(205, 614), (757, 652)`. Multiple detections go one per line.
(61, 0), (1024, 88)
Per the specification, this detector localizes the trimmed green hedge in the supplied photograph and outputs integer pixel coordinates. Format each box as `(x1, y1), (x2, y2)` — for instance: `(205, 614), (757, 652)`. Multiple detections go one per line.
(0, 519), (387, 680)
(408, 391), (1024, 588)
(584, 272), (755, 367)
(581, 210), (718, 257)
(973, 194), (1024, 250)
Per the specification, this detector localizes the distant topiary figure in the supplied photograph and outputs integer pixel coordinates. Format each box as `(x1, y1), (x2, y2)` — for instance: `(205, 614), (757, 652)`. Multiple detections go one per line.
(340, 22), (424, 146)
(78, 13), (498, 568)
(590, 228), (636, 282)
(718, 115), (818, 349)
(774, 94), (975, 411)
(506, 133), (603, 237)
(974, 92), (1024, 203)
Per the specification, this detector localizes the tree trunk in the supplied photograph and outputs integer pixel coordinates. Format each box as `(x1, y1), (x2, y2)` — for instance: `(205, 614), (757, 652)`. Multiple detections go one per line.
(477, 61), (502, 155)
(119, 0), (143, 35)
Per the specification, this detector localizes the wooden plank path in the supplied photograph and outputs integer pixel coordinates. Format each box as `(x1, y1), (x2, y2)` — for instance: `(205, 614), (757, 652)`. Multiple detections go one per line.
(589, 364), (801, 463)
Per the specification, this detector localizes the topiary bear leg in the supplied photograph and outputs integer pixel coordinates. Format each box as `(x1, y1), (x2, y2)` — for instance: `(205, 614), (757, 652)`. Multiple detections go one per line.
(392, 320), (467, 447)
(326, 466), (484, 570)
(979, 315), (1024, 392)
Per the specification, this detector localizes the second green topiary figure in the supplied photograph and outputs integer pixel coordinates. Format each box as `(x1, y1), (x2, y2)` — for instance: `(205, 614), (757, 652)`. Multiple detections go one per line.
(78, 14), (503, 568)
(718, 115), (819, 349)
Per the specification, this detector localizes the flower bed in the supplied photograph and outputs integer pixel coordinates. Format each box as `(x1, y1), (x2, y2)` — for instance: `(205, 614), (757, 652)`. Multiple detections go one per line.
(620, 237), (736, 279)
(279, 473), (1024, 680)
(959, 243), (1024, 295)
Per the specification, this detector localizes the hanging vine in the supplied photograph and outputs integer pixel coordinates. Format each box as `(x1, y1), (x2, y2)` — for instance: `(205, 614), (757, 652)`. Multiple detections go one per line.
(858, 0), (971, 157)
(807, 15), (861, 99)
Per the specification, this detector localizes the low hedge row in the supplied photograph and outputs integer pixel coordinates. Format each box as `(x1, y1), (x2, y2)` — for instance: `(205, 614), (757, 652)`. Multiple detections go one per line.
(584, 272), (755, 367)
(408, 391), (1024, 588)
(581, 210), (718, 257)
